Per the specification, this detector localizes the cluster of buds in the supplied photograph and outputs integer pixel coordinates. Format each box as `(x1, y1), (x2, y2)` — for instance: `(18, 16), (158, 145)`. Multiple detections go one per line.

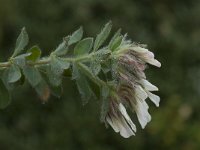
(105, 42), (161, 138)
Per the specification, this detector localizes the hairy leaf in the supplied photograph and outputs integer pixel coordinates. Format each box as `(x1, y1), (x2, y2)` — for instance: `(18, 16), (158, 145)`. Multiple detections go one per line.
(110, 35), (123, 51)
(23, 66), (42, 87)
(12, 27), (29, 57)
(8, 65), (21, 83)
(72, 63), (80, 80)
(109, 29), (121, 49)
(50, 57), (70, 75)
(100, 85), (110, 122)
(47, 66), (62, 87)
(74, 64), (95, 105)
(68, 27), (83, 45)
(2, 69), (17, 90)
(74, 38), (93, 56)
(48, 57), (70, 87)
(93, 21), (112, 51)
(54, 36), (70, 56)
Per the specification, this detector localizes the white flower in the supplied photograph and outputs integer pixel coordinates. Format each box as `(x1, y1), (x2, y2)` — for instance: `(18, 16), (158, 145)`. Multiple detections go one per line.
(104, 43), (161, 138)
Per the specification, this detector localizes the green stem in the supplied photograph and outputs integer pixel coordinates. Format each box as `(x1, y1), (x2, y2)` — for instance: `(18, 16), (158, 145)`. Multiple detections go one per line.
(0, 51), (95, 69)
(0, 49), (114, 90)
(77, 63), (106, 87)
(77, 63), (115, 92)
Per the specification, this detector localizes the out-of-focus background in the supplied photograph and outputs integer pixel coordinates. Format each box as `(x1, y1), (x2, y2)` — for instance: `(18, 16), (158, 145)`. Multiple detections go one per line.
(0, 0), (200, 149)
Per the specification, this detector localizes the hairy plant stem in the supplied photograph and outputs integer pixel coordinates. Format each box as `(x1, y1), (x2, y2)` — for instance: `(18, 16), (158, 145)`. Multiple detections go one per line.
(0, 50), (113, 90)
(0, 50), (96, 68)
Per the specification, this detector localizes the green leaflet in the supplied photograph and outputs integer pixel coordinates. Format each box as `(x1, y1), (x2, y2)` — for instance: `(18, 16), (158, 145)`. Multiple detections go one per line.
(100, 85), (110, 122)
(26, 46), (41, 61)
(2, 69), (17, 90)
(93, 21), (112, 51)
(71, 63), (80, 80)
(0, 79), (11, 109)
(50, 57), (70, 75)
(68, 27), (83, 45)
(8, 65), (21, 83)
(74, 38), (93, 56)
(23, 66), (50, 101)
(48, 56), (70, 87)
(110, 35), (123, 51)
(12, 27), (29, 57)
(54, 36), (70, 56)
(40, 70), (63, 98)
(72, 63), (95, 105)
(23, 66), (42, 87)
(47, 66), (62, 87)
(75, 72), (95, 105)
(109, 29), (121, 50)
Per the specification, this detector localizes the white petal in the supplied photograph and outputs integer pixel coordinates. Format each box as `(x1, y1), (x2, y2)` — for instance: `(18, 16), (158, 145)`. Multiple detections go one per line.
(117, 117), (135, 138)
(140, 79), (158, 91)
(146, 91), (160, 107)
(119, 103), (136, 132)
(141, 51), (161, 67)
(135, 85), (148, 101)
(106, 116), (120, 133)
(148, 59), (161, 67)
(144, 57), (161, 67)
(135, 100), (151, 129)
(130, 46), (148, 53)
(145, 51), (154, 58)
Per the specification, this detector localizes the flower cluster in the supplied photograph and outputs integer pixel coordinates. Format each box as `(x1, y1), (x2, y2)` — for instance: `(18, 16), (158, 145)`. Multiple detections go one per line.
(105, 43), (161, 138)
